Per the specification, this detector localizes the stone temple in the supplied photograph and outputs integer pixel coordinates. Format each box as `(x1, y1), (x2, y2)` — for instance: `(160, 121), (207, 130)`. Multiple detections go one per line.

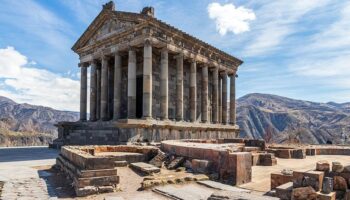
(53, 1), (243, 147)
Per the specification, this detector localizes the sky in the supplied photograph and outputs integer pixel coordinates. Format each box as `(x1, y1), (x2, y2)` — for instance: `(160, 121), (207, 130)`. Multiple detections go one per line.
(0, 0), (349, 111)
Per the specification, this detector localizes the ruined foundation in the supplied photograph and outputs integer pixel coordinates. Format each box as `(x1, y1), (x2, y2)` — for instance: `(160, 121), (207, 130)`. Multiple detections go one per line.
(56, 145), (158, 196)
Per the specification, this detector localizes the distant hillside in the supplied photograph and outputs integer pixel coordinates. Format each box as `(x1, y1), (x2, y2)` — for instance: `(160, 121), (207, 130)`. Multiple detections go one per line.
(0, 96), (79, 146)
(237, 93), (350, 144)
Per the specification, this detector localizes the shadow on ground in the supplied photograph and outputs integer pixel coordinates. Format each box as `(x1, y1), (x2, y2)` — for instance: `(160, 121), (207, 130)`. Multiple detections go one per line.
(37, 167), (76, 198)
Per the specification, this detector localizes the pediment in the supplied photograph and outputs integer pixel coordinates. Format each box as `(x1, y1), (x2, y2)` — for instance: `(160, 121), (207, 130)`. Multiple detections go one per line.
(72, 10), (140, 52)
(86, 18), (136, 46)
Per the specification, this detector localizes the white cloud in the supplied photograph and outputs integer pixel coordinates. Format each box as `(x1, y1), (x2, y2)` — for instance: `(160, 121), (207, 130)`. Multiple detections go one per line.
(207, 2), (256, 35)
(241, 0), (331, 57)
(0, 47), (80, 111)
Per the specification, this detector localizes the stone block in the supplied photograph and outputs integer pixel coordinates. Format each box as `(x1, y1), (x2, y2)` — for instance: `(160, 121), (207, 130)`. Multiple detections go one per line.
(271, 172), (294, 189)
(74, 175), (119, 188)
(275, 149), (291, 158)
(291, 149), (306, 159)
(322, 177), (333, 194)
(114, 161), (127, 167)
(191, 159), (211, 173)
(332, 162), (344, 173)
(316, 161), (330, 172)
(149, 150), (166, 168)
(345, 189), (350, 200)
(251, 153), (260, 166)
(220, 152), (252, 185)
(130, 162), (160, 174)
(333, 176), (347, 191)
(167, 156), (185, 170)
(276, 182), (293, 200)
(291, 186), (317, 200)
(293, 170), (324, 191)
(306, 148), (316, 156)
(316, 191), (336, 200)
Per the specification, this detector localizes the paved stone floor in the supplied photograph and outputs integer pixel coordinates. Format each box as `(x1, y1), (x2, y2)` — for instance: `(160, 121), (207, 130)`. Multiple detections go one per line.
(240, 155), (350, 193)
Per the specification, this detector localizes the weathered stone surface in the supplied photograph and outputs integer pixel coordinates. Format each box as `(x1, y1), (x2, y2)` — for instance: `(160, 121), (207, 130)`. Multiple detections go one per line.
(219, 152), (252, 185)
(276, 181), (293, 200)
(271, 172), (293, 189)
(333, 176), (347, 191)
(343, 165), (350, 173)
(130, 162), (160, 174)
(332, 162), (344, 173)
(322, 177), (333, 194)
(149, 150), (167, 168)
(197, 180), (250, 192)
(291, 186), (317, 200)
(191, 159), (211, 173)
(316, 191), (336, 200)
(345, 189), (350, 200)
(207, 190), (279, 200)
(293, 170), (324, 191)
(316, 160), (330, 172)
(167, 156), (185, 170)
(153, 184), (213, 200)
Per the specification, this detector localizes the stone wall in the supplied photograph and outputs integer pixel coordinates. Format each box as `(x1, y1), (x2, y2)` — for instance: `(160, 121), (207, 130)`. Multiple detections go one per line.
(57, 121), (239, 146)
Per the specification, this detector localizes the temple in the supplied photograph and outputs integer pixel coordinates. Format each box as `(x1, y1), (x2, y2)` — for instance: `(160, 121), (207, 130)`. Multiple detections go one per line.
(53, 1), (243, 147)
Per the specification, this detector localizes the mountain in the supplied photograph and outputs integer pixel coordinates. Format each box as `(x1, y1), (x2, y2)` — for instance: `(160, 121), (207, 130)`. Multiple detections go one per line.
(237, 93), (350, 144)
(0, 96), (79, 146)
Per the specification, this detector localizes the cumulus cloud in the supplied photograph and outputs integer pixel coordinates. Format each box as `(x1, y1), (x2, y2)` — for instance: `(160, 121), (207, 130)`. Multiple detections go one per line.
(0, 46), (80, 111)
(207, 2), (256, 35)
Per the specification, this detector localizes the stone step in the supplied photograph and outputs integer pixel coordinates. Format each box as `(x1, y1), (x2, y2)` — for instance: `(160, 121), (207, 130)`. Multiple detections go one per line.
(130, 162), (160, 174)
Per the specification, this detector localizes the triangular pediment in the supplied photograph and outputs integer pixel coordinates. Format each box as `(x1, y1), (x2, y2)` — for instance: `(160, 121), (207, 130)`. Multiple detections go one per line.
(72, 10), (141, 52)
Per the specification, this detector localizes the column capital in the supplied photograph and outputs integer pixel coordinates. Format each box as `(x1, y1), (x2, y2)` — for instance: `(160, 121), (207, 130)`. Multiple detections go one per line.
(173, 52), (184, 59)
(144, 38), (152, 46)
(79, 62), (89, 68)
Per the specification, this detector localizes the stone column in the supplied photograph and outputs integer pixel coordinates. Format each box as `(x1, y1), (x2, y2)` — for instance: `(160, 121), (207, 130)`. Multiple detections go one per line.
(143, 40), (152, 119)
(96, 66), (101, 120)
(190, 60), (197, 122)
(160, 48), (168, 120)
(202, 65), (208, 123)
(176, 53), (183, 121)
(113, 52), (122, 120)
(100, 56), (109, 121)
(212, 68), (219, 123)
(79, 63), (88, 121)
(89, 61), (97, 121)
(230, 73), (236, 125)
(127, 49), (137, 118)
(222, 72), (228, 124)
(218, 76), (222, 123)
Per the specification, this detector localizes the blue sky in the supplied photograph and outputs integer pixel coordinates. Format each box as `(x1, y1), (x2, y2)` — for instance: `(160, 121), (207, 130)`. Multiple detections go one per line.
(0, 0), (349, 111)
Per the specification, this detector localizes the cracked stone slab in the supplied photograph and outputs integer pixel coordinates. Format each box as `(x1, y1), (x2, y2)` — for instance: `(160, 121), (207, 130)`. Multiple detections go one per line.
(197, 180), (250, 192)
(153, 184), (214, 200)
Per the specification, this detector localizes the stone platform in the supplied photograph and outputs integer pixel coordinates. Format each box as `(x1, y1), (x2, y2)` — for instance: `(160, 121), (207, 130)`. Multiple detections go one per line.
(52, 119), (239, 148)
(56, 145), (159, 196)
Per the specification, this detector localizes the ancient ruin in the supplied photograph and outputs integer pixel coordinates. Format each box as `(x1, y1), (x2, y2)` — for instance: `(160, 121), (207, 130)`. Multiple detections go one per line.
(52, 1), (242, 148)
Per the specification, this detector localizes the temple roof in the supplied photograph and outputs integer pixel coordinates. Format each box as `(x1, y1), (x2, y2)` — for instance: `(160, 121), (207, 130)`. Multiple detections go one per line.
(72, 1), (243, 67)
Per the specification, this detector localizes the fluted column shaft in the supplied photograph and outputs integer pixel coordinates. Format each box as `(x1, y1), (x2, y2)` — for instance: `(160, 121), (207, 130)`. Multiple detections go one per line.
(113, 53), (122, 120)
(202, 65), (208, 122)
(100, 56), (109, 120)
(80, 63), (88, 121)
(89, 61), (97, 121)
(190, 61), (197, 122)
(160, 48), (168, 119)
(222, 72), (228, 124)
(127, 49), (137, 118)
(96, 67), (101, 120)
(230, 74), (236, 124)
(176, 54), (183, 121)
(218, 76), (222, 123)
(212, 68), (219, 123)
(143, 41), (152, 118)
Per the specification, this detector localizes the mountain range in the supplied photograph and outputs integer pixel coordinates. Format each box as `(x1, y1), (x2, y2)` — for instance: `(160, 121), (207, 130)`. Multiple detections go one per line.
(237, 93), (350, 144)
(0, 93), (349, 146)
(0, 96), (79, 146)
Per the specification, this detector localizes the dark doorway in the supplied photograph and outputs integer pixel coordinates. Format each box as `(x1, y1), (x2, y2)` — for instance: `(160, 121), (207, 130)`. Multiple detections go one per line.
(136, 75), (143, 118)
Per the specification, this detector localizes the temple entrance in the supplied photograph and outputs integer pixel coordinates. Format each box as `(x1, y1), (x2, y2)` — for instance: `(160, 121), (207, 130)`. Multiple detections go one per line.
(136, 75), (143, 118)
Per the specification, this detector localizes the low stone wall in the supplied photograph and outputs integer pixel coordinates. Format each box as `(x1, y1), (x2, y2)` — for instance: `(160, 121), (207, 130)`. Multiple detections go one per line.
(53, 120), (239, 147)
(56, 145), (158, 196)
(161, 140), (253, 185)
